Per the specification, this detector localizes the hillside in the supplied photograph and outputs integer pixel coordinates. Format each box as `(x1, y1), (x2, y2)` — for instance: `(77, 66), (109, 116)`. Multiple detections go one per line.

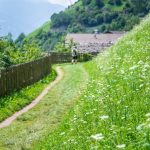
(27, 21), (51, 39)
(51, 0), (150, 32)
(26, 0), (150, 52)
(33, 14), (150, 149)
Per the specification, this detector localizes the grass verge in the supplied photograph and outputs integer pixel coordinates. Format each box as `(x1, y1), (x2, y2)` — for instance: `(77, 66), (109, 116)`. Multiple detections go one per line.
(0, 64), (89, 150)
(0, 69), (56, 122)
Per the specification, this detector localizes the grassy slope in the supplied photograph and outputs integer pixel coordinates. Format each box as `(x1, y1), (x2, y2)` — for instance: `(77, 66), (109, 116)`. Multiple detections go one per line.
(27, 21), (51, 39)
(34, 15), (150, 149)
(0, 69), (56, 122)
(0, 64), (89, 150)
(26, 0), (125, 40)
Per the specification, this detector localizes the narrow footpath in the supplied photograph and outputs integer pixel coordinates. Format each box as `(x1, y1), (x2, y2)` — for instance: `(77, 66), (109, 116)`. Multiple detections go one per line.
(0, 63), (89, 150)
(0, 67), (63, 129)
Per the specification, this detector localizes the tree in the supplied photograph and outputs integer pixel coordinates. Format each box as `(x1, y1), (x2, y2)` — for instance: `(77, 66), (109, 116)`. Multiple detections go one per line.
(88, 18), (97, 27)
(130, 0), (147, 14)
(15, 33), (26, 46)
(95, 0), (104, 8)
(115, 0), (122, 6)
(100, 25), (106, 32)
(82, 0), (91, 5)
(96, 14), (104, 24)
(6, 32), (13, 44)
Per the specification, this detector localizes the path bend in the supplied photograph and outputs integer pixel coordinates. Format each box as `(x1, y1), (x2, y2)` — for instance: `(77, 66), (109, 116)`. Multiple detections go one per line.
(0, 66), (63, 129)
(0, 64), (89, 150)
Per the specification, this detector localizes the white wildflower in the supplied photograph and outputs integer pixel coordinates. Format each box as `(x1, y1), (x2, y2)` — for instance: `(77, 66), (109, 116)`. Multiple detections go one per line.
(121, 70), (125, 74)
(121, 116), (125, 120)
(145, 113), (150, 117)
(138, 60), (144, 65)
(136, 123), (145, 131)
(146, 118), (150, 122)
(60, 132), (65, 136)
(129, 65), (138, 70)
(93, 108), (97, 111)
(147, 124), (150, 128)
(91, 133), (104, 141)
(139, 84), (144, 88)
(100, 115), (109, 120)
(144, 64), (149, 68)
(116, 144), (126, 149)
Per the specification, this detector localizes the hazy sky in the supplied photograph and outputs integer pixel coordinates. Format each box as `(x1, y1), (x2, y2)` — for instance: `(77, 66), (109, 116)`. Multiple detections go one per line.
(0, 0), (78, 7)
(0, 0), (66, 38)
(27, 0), (78, 6)
(48, 0), (78, 6)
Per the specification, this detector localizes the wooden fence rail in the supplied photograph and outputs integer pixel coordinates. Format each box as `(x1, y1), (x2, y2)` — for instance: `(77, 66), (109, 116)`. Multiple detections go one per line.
(0, 53), (72, 97)
(0, 52), (98, 97)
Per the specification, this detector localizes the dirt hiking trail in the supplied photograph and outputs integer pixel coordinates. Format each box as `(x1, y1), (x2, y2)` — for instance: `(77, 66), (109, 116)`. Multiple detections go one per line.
(0, 66), (63, 129)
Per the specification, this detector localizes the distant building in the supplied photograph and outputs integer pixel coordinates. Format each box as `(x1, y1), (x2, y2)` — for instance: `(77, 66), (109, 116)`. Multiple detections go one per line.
(66, 32), (124, 53)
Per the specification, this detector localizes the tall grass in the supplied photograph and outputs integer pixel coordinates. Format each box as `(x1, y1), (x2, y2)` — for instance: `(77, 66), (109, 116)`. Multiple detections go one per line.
(34, 15), (150, 149)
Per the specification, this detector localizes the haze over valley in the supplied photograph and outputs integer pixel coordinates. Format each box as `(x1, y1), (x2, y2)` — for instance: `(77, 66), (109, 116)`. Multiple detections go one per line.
(0, 0), (65, 39)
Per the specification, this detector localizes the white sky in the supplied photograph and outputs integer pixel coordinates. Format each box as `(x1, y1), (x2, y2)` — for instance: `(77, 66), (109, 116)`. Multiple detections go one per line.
(48, 0), (78, 6)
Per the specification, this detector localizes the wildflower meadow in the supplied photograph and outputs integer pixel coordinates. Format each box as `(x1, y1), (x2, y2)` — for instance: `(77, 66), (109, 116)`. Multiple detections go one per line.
(35, 15), (149, 149)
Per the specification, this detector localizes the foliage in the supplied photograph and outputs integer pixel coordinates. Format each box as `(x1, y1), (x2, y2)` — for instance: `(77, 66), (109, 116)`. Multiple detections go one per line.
(50, 0), (150, 32)
(9, 42), (43, 64)
(15, 33), (26, 47)
(54, 42), (69, 53)
(0, 39), (14, 69)
(23, 0), (150, 54)
(33, 14), (150, 149)
(79, 53), (93, 62)
(0, 37), (43, 69)
(54, 37), (74, 53)
(26, 29), (65, 52)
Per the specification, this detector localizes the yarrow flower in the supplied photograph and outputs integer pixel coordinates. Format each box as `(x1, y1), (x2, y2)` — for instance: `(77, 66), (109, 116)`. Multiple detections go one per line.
(145, 113), (150, 117)
(116, 144), (126, 149)
(136, 123), (145, 131)
(147, 118), (150, 122)
(129, 65), (138, 70)
(99, 115), (109, 120)
(146, 124), (150, 128)
(91, 133), (104, 141)
(60, 132), (65, 136)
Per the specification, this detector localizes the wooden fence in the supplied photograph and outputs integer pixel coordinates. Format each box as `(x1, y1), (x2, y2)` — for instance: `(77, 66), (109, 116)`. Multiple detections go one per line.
(0, 52), (98, 97)
(0, 53), (72, 97)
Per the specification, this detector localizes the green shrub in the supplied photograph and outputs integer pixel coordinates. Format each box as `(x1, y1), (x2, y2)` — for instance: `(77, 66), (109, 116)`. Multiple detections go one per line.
(79, 53), (93, 62)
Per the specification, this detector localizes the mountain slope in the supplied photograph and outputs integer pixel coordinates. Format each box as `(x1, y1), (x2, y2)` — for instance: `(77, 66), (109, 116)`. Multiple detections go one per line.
(25, 0), (150, 52)
(51, 0), (150, 32)
(34, 14), (150, 149)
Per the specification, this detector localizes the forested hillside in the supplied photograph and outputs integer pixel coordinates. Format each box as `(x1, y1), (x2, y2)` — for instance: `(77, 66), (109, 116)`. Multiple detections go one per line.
(26, 0), (150, 52)
(24, 22), (65, 52)
(51, 0), (150, 32)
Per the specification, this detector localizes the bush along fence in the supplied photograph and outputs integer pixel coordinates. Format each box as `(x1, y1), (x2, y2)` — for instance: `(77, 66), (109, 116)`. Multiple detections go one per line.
(0, 52), (98, 97)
